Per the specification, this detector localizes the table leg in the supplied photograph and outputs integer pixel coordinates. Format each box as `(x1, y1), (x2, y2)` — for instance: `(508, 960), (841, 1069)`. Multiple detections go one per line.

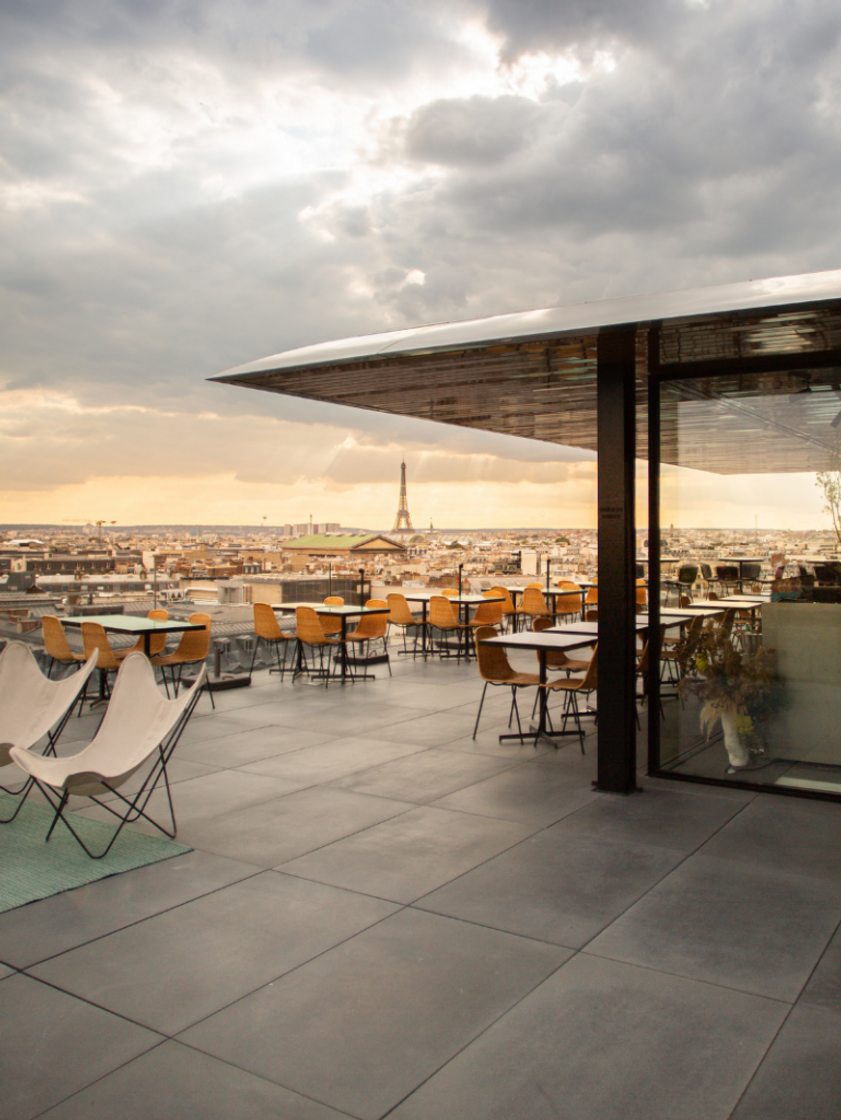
(498, 650), (552, 748)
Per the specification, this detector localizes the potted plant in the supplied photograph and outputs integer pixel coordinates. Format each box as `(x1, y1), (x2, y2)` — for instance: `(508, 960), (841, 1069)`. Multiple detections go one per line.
(676, 625), (778, 771)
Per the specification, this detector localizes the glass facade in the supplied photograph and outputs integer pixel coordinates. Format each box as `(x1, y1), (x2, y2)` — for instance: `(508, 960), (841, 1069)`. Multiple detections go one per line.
(651, 372), (841, 798)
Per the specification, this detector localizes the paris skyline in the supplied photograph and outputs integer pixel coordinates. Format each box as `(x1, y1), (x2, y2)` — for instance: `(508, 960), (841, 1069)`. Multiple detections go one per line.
(2, 1), (840, 530)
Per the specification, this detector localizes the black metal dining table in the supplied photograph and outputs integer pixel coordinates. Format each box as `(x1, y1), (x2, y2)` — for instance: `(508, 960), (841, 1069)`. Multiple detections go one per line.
(400, 592), (503, 656)
(61, 614), (205, 701)
(272, 602), (390, 682)
(62, 614), (204, 658)
(479, 630), (599, 748)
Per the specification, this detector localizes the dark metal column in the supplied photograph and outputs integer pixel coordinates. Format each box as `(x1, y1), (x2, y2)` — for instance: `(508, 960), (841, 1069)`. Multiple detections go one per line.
(647, 327), (662, 775)
(596, 328), (638, 794)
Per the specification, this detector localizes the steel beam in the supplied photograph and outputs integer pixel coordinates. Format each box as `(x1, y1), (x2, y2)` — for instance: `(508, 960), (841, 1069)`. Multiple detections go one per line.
(596, 328), (638, 794)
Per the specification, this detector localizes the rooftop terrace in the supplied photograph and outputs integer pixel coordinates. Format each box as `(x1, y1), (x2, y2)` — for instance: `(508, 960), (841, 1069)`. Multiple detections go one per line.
(3, 652), (841, 1119)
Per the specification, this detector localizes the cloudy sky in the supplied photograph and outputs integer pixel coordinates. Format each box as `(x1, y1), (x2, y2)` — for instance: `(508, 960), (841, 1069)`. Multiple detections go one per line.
(3, 0), (841, 530)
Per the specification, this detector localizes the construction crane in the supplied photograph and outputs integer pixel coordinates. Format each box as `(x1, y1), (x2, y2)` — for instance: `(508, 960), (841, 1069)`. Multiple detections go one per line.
(62, 518), (117, 544)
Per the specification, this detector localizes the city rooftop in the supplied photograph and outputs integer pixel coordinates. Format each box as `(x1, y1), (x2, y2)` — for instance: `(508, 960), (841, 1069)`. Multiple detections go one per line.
(2, 653), (841, 1120)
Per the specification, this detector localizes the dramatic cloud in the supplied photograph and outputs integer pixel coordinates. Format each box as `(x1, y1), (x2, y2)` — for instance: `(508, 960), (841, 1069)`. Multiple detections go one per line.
(1, 0), (840, 525)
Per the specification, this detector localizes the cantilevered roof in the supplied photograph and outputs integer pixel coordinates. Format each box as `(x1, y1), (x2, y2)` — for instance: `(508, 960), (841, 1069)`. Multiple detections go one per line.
(212, 269), (841, 475)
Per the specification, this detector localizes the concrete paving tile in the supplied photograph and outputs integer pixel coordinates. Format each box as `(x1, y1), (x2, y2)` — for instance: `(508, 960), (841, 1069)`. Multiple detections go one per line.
(361, 708), (481, 747)
(416, 829), (684, 947)
(0, 972), (163, 1120)
(178, 907), (570, 1120)
(39, 1040), (350, 1120)
(587, 854), (841, 1001)
(730, 1005), (841, 1119)
(238, 735), (428, 785)
(437, 729), (558, 759)
(177, 710), (285, 746)
(280, 805), (535, 902)
(698, 794), (841, 880)
(431, 760), (599, 826)
(382, 682), (485, 712)
(328, 747), (516, 804)
(547, 783), (748, 854)
(80, 769), (301, 836)
(183, 786), (415, 867)
(0, 851), (260, 969)
(386, 954), (787, 1120)
(28, 872), (398, 1036)
(270, 701), (432, 738)
(799, 922), (841, 1014)
(178, 725), (340, 767)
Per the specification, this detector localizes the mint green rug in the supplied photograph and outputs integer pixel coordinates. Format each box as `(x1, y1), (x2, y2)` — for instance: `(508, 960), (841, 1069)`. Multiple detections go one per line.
(0, 792), (192, 913)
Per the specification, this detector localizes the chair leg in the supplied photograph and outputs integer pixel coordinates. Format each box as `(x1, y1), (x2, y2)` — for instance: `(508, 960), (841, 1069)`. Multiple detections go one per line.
(510, 687), (525, 741)
(249, 636), (261, 677)
(472, 682), (489, 739)
(0, 777), (34, 821)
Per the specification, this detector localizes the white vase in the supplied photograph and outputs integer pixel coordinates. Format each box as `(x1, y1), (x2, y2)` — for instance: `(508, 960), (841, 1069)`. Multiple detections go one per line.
(720, 707), (750, 769)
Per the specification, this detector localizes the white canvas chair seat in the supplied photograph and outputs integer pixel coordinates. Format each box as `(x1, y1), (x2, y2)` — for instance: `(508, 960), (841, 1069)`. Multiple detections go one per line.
(0, 642), (98, 822)
(10, 652), (206, 858)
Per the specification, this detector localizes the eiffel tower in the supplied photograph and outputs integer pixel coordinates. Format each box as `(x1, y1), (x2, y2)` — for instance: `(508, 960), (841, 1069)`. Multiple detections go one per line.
(392, 459), (414, 532)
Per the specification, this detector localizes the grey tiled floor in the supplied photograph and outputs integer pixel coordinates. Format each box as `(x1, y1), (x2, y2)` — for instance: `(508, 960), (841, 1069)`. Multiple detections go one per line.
(2, 652), (840, 1119)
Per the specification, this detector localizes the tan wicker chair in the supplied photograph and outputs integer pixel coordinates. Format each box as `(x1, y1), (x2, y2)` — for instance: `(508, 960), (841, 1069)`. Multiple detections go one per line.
(486, 586), (524, 632)
(553, 583), (582, 623)
(151, 613), (213, 708)
(320, 596), (344, 637)
(429, 594), (471, 659)
(42, 615), (87, 677)
(344, 600), (391, 676)
(530, 615), (591, 720)
(468, 597), (503, 631)
(387, 592), (425, 657)
(635, 579), (647, 612)
(548, 645), (598, 750)
(520, 586), (554, 625)
(532, 616), (590, 674)
(635, 627), (666, 724)
(250, 602), (294, 679)
(584, 584), (598, 621)
(81, 621), (131, 703)
(294, 606), (339, 685)
(472, 625), (541, 741)
(126, 609), (169, 657)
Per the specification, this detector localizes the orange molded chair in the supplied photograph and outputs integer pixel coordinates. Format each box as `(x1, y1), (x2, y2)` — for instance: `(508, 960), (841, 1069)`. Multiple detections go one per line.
(387, 593), (425, 657)
(81, 621), (131, 703)
(429, 595), (471, 659)
(344, 600), (391, 676)
(472, 625), (541, 741)
(251, 602), (294, 679)
(127, 609), (169, 657)
(549, 646), (598, 751)
(151, 613), (214, 708)
(42, 616), (87, 677)
(553, 583), (582, 622)
(487, 586), (524, 632)
(520, 586), (554, 624)
(468, 597), (504, 631)
(294, 606), (339, 686)
(320, 596), (344, 637)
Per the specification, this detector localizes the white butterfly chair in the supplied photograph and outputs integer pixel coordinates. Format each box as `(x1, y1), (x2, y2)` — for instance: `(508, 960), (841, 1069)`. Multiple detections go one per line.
(0, 641), (98, 823)
(10, 651), (206, 858)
